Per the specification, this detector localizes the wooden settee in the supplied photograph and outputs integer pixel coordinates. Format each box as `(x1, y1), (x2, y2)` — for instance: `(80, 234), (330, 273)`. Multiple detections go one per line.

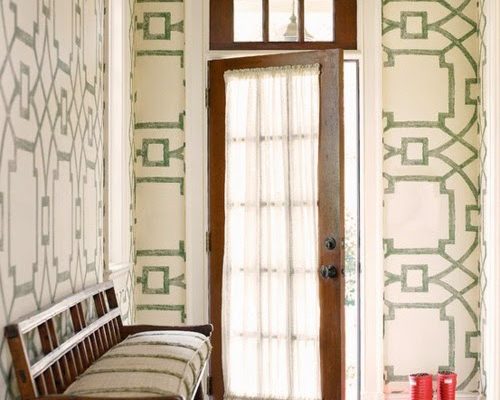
(5, 281), (213, 400)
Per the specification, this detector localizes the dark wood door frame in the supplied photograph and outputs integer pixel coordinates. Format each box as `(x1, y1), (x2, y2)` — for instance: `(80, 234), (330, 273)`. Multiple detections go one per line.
(209, 0), (357, 50)
(208, 50), (345, 400)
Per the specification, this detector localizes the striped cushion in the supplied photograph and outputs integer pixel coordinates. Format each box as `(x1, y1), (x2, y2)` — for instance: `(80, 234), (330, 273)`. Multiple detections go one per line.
(64, 331), (212, 399)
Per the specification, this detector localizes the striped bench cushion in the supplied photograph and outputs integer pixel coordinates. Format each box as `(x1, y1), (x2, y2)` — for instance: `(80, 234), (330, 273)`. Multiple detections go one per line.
(64, 331), (212, 399)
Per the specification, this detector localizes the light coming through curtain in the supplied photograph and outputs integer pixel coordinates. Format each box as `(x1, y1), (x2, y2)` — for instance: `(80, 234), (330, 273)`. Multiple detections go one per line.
(222, 64), (321, 400)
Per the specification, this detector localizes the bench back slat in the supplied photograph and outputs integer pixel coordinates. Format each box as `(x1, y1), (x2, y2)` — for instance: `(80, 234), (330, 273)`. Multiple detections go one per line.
(30, 308), (121, 377)
(5, 282), (123, 397)
(37, 320), (67, 392)
(16, 281), (114, 334)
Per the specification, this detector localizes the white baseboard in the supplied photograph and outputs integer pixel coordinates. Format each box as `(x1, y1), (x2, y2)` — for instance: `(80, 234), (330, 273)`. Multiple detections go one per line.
(361, 392), (385, 400)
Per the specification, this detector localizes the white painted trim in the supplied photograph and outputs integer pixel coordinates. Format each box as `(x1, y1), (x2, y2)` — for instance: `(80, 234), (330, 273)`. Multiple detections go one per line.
(483, 0), (500, 399)
(104, 0), (131, 270)
(185, 0), (209, 325)
(108, 0), (124, 265)
(358, 0), (385, 399)
(103, 0), (110, 271)
(104, 263), (133, 281)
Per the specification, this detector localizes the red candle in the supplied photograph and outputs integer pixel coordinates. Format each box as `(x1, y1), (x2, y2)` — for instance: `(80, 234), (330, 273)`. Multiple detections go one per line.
(409, 373), (433, 400)
(437, 371), (457, 400)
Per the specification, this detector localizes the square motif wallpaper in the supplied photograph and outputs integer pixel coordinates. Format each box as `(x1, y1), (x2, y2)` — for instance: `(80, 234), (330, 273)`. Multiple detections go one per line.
(382, 0), (481, 393)
(133, 0), (186, 325)
(130, 2), (486, 394)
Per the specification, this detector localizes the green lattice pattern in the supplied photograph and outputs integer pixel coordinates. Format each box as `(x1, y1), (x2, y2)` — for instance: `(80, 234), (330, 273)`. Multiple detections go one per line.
(0, 1), (105, 398)
(477, 0), (487, 394)
(383, 0), (480, 392)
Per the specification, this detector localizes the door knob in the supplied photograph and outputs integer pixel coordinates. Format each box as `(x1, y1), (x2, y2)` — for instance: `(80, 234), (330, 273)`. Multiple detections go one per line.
(324, 237), (337, 250)
(320, 265), (338, 279)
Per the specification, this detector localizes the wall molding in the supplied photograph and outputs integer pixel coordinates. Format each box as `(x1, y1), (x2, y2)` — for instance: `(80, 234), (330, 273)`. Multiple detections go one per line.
(104, 263), (133, 281)
(483, 0), (500, 398)
(184, 0), (209, 326)
(104, 0), (132, 269)
(359, 0), (385, 399)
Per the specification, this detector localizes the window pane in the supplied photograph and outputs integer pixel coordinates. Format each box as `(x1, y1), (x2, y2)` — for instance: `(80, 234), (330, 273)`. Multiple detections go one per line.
(234, 0), (263, 42)
(269, 0), (299, 42)
(304, 0), (334, 41)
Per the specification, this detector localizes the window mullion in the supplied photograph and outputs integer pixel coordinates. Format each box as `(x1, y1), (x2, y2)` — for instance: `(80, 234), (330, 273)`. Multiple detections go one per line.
(298, 0), (305, 42)
(263, 0), (269, 42)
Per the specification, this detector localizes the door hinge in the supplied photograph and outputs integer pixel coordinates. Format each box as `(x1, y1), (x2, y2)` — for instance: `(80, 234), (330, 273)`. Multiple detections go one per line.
(205, 87), (210, 108)
(206, 231), (211, 253)
(206, 376), (213, 396)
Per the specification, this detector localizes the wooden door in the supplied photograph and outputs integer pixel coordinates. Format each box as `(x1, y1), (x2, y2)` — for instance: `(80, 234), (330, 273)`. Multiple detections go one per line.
(208, 50), (345, 400)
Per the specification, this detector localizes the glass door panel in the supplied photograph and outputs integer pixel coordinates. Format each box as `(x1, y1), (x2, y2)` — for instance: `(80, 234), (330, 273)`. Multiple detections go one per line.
(304, 0), (334, 41)
(234, 0), (264, 42)
(269, 0), (299, 41)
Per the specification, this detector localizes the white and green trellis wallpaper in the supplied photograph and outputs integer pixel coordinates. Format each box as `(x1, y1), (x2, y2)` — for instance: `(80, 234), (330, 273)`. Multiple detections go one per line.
(478, 0), (486, 393)
(133, 0), (186, 325)
(382, 0), (480, 393)
(0, 0), (105, 398)
(130, 1), (484, 390)
(0, 0), (480, 395)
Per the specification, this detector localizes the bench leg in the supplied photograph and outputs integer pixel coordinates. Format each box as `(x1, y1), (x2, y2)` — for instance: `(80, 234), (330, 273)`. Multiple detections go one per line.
(194, 384), (204, 400)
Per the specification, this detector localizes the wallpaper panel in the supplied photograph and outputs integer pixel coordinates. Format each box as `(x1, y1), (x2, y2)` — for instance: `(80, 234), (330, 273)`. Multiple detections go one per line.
(477, 0), (486, 393)
(382, 0), (480, 393)
(0, 0), (104, 398)
(133, 0), (186, 325)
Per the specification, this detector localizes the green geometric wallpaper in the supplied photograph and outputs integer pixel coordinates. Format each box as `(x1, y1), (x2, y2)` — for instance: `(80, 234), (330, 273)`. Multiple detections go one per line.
(477, 0), (486, 393)
(0, 0), (104, 398)
(383, 0), (480, 393)
(133, 0), (186, 325)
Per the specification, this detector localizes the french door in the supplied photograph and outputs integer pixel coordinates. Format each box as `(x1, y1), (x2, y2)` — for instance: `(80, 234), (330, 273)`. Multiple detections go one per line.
(208, 50), (345, 400)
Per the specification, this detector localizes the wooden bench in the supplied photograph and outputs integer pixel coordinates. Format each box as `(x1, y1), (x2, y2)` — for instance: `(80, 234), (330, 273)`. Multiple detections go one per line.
(5, 281), (212, 400)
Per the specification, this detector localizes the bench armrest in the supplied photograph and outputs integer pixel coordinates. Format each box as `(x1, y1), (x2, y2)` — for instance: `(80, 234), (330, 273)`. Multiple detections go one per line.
(121, 324), (213, 338)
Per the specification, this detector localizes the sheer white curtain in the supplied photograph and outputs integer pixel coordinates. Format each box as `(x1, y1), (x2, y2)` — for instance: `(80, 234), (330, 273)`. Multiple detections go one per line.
(222, 65), (321, 400)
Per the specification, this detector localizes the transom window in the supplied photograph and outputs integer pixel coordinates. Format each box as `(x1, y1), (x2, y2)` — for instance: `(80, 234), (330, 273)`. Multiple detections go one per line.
(210, 0), (357, 50)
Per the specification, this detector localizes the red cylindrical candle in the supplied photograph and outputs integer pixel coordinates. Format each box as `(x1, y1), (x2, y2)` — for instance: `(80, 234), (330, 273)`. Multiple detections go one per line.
(437, 371), (457, 400)
(409, 373), (433, 400)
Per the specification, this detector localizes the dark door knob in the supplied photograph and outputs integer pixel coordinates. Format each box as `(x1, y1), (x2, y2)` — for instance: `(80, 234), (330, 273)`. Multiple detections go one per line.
(320, 265), (338, 279)
(324, 237), (337, 250)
